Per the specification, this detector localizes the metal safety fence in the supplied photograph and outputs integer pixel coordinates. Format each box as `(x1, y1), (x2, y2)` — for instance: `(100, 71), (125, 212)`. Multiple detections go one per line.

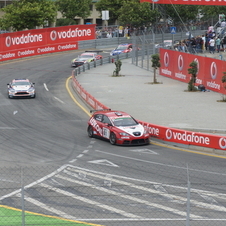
(0, 164), (226, 226)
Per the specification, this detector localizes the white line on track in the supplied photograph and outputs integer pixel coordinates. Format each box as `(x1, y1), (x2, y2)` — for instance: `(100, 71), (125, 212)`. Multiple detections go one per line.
(76, 154), (83, 158)
(43, 83), (49, 91)
(54, 96), (64, 104)
(66, 167), (226, 214)
(95, 150), (226, 176)
(39, 182), (141, 219)
(61, 169), (203, 219)
(16, 193), (77, 220)
(0, 164), (68, 201)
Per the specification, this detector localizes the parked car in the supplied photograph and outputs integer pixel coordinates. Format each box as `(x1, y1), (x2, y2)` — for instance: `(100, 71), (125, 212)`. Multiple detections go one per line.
(7, 79), (36, 98)
(87, 109), (150, 145)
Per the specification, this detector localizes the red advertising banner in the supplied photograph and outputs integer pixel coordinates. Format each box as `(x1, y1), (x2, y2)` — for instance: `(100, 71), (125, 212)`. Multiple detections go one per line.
(139, 121), (226, 151)
(140, 0), (226, 5)
(160, 48), (226, 95)
(0, 24), (96, 62)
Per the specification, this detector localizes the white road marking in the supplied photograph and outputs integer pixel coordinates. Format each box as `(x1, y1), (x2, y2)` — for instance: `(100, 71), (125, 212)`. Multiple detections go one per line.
(43, 83), (49, 91)
(16, 193), (77, 220)
(76, 154), (83, 158)
(56, 173), (202, 219)
(66, 167), (226, 214)
(39, 182), (141, 219)
(83, 150), (89, 153)
(88, 159), (119, 167)
(95, 150), (226, 175)
(130, 149), (159, 155)
(13, 111), (18, 115)
(69, 159), (77, 163)
(54, 96), (64, 104)
(0, 164), (68, 201)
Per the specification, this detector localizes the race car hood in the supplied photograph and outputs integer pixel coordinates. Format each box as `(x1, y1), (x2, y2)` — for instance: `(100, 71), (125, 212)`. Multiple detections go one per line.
(72, 58), (87, 62)
(111, 50), (123, 55)
(12, 85), (31, 90)
(118, 124), (144, 136)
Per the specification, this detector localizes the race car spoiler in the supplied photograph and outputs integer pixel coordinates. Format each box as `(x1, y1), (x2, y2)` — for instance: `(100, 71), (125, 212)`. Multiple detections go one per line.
(90, 109), (111, 113)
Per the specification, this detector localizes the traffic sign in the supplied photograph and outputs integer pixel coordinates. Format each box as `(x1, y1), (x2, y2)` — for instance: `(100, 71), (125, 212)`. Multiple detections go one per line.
(170, 27), (176, 34)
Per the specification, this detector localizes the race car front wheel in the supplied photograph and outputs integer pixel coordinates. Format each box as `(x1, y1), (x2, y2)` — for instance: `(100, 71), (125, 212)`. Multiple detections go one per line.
(87, 125), (93, 138)
(109, 132), (116, 145)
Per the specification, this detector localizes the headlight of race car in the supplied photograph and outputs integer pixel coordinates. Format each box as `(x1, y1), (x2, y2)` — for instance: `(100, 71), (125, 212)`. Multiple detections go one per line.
(28, 87), (35, 92)
(9, 88), (15, 93)
(120, 132), (130, 136)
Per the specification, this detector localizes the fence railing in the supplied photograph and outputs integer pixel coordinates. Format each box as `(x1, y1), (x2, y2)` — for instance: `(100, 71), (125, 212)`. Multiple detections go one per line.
(1, 164), (226, 226)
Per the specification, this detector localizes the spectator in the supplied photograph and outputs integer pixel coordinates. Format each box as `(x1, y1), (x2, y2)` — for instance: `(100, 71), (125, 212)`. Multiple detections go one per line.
(221, 20), (226, 28)
(222, 36), (226, 52)
(106, 32), (112, 38)
(209, 37), (215, 54)
(215, 36), (221, 53)
(201, 34), (205, 51)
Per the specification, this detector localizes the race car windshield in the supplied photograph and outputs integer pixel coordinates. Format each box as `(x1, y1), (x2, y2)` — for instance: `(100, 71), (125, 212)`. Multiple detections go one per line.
(116, 46), (127, 50)
(113, 117), (138, 127)
(12, 82), (30, 86)
(80, 55), (94, 58)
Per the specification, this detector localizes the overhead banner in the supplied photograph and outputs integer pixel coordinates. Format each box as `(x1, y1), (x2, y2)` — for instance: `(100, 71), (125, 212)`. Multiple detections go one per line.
(140, 0), (226, 5)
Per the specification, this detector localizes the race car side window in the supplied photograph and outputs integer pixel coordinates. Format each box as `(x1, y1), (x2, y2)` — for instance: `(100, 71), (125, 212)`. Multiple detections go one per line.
(102, 115), (112, 125)
(94, 114), (103, 122)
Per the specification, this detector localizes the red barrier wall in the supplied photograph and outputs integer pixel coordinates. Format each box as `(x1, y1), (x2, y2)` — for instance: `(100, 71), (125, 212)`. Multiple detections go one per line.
(160, 49), (226, 94)
(0, 24), (96, 62)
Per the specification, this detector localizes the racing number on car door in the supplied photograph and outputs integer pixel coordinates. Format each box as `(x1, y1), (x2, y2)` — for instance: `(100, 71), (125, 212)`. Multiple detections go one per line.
(102, 115), (111, 139)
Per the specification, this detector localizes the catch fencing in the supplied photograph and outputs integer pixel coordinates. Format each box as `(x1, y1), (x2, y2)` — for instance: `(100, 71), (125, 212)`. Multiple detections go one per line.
(1, 164), (226, 226)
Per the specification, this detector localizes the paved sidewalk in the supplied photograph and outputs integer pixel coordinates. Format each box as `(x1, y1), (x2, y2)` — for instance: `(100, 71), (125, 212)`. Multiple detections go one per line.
(76, 53), (226, 135)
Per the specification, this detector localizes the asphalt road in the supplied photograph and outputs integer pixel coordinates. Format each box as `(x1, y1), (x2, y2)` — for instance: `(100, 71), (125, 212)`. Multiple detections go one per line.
(0, 50), (226, 225)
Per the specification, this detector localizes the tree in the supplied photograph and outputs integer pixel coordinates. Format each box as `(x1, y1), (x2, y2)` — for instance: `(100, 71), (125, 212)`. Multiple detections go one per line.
(159, 4), (200, 26)
(187, 61), (198, 91)
(118, 0), (159, 27)
(151, 54), (160, 84)
(95, 0), (159, 27)
(95, 0), (124, 25)
(0, 0), (57, 31)
(199, 6), (226, 21)
(113, 60), (122, 77)
(56, 0), (92, 25)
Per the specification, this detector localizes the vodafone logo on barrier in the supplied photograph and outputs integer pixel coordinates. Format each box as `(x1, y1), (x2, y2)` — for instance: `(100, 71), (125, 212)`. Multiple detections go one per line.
(165, 129), (210, 145)
(164, 52), (169, 67)
(5, 33), (43, 47)
(194, 58), (199, 75)
(50, 27), (92, 41)
(178, 55), (183, 71)
(219, 137), (226, 149)
(210, 62), (217, 79)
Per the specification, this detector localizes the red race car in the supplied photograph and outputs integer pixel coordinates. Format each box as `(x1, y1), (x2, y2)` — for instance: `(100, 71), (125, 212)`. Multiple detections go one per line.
(87, 109), (150, 145)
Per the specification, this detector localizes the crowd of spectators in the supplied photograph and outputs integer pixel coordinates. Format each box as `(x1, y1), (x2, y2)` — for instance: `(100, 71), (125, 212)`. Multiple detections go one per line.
(173, 22), (226, 54)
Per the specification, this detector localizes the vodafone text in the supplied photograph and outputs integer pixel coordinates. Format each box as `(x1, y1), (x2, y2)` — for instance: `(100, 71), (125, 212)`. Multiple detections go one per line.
(0, 52), (15, 60)
(50, 28), (91, 41)
(5, 33), (42, 47)
(166, 129), (210, 145)
(90, 118), (103, 136)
